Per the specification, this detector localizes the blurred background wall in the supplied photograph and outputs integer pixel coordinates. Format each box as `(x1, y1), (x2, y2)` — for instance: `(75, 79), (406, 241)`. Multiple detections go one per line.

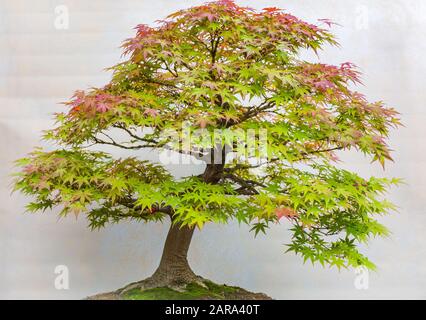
(0, 0), (425, 299)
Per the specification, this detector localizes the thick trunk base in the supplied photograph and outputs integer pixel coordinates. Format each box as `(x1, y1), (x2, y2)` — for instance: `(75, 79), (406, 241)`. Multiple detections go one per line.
(117, 222), (201, 294)
(85, 221), (272, 300)
(115, 273), (207, 296)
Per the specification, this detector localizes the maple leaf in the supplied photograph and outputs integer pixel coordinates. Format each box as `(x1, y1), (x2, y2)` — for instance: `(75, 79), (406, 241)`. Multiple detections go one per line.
(35, 178), (49, 190)
(318, 18), (337, 28)
(134, 24), (152, 37)
(23, 164), (38, 174)
(96, 103), (111, 113)
(329, 152), (340, 163)
(220, 111), (238, 123)
(203, 81), (218, 90)
(194, 11), (217, 22)
(341, 61), (356, 69)
(196, 117), (212, 128)
(314, 80), (335, 90)
(85, 97), (96, 110)
(211, 63), (226, 76)
(275, 207), (298, 220)
(216, 0), (237, 9)
(263, 7), (282, 13)
(72, 206), (82, 219)
(144, 108), (159, 117)
(71, 105), (81, 113)
(70, 90), (85, 106)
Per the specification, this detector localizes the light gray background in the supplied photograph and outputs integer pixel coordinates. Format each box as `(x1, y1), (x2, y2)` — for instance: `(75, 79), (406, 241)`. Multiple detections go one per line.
(0, 0), (424, 299)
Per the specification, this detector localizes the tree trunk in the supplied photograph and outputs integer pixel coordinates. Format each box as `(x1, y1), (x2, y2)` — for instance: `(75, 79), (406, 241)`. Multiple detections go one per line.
(150, 221), (197, 285)
(118, 160), (226, 294)
(203, 163), (224, 183)
(118, 221), (199, 294)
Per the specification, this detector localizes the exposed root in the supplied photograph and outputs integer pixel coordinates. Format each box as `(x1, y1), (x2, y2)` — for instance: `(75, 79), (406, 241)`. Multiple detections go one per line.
(116, 273), (207, 296)
(86, 276), (272, 300)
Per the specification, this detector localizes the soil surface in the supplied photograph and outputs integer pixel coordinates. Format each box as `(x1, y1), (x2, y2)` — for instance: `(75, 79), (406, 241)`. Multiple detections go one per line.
(86, 280), (272, 300)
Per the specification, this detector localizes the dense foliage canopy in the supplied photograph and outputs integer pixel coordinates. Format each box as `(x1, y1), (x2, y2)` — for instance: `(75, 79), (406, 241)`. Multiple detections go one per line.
(13, 0), (401, 270)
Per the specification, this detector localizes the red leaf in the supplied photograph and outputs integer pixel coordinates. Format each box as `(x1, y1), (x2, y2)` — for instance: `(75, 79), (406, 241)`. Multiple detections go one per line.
(96, 103), (110, 113)
(193, 11), (217, 22)
(263, 7), (281, 13)
(144, 108), (159, 117)
(71, 105), (81, 113)
(275, 207), (298, 220)
(318, 18), (336, 28)
(341, 61), (356, 69)
(314, 80), (334, 90)
(134, 24), (152, 37)
(23, 164), (37, 174)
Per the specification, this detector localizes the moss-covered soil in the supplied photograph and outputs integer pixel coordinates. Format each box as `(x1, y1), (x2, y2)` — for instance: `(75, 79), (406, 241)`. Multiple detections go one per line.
(87, 280), (271, 300)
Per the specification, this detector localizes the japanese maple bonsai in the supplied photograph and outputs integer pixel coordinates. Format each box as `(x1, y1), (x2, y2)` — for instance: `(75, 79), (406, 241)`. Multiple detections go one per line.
(13, 0), (400, 299)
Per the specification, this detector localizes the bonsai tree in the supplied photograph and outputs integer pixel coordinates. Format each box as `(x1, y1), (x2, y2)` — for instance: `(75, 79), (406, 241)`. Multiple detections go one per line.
(13, 0), (400, 296)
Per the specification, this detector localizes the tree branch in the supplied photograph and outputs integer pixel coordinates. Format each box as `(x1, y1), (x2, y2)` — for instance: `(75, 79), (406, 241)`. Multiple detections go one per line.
(118, 197), (174, 216)
(224, 145), (344, 171)
(227, 101), (276, 128)
(113, 124), (159, 145)
(93, 133), (147, 150)
(223, 173), (266, 195)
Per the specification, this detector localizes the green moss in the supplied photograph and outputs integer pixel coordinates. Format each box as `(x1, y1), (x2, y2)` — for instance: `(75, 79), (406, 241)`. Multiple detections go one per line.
(123, 280), (239, 300)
